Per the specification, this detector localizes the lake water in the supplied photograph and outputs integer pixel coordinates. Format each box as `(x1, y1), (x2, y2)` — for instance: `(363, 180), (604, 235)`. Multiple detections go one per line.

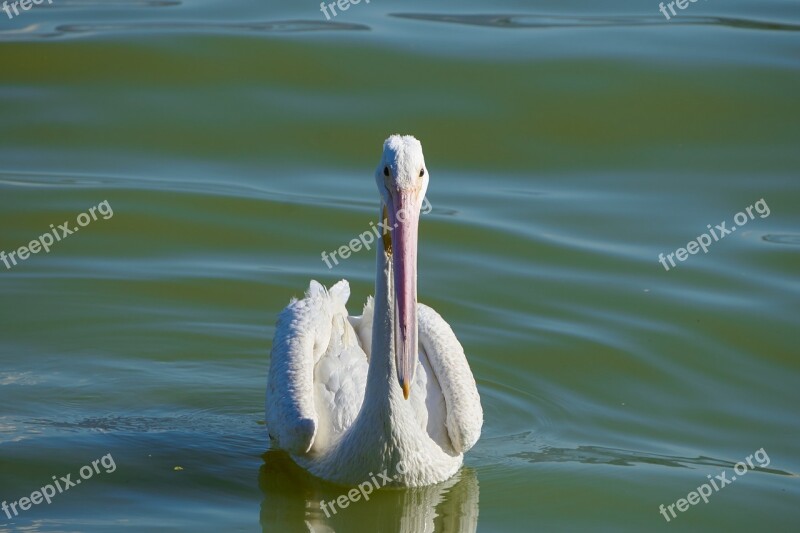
(1, 1), (799, 531)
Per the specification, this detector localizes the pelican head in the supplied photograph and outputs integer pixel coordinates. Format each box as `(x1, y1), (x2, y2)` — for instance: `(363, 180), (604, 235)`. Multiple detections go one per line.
(375, 134), (430, 400)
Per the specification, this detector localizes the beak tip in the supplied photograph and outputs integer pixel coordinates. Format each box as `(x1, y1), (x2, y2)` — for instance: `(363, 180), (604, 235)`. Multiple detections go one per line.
(402, 381), (411, 400)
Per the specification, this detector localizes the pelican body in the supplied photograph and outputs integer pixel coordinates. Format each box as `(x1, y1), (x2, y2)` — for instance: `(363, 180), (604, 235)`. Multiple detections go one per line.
(266, 135), (482, 487)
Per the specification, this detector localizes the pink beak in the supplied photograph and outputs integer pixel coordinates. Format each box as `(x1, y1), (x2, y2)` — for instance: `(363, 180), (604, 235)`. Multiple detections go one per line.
(386, 191), (420, 400)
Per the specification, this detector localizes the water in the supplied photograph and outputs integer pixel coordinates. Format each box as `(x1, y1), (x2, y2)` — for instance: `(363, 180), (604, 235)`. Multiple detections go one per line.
(1, 1), (799, 531)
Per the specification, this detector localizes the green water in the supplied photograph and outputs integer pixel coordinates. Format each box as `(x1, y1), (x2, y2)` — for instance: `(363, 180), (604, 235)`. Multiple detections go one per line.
(1, 1), (799, 531)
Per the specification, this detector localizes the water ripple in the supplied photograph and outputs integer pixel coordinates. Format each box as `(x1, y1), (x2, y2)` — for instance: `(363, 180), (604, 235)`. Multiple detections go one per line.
(391, 13), (800, 32)
(0, 20), (369, 41)
(763, 233), (800, 246)
(63, 0), (180, 5)
(512, 445), (795, 476)
(57, 20), (370, 35)
(26, 412), (261, 437)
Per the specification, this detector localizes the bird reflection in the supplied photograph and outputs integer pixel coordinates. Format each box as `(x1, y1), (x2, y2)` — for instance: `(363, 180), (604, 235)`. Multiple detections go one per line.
(259, 450), (480, 532)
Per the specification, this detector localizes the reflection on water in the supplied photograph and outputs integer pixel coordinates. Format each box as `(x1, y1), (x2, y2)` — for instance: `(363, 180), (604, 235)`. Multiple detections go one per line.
(259, 451), (479, 533)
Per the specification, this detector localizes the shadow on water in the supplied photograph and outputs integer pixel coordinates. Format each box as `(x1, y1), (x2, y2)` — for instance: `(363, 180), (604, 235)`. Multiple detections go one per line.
(259, 450), (480, 533)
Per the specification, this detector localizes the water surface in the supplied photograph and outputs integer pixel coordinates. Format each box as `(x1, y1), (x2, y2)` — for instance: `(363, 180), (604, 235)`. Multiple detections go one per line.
(1, 0), (799, 531)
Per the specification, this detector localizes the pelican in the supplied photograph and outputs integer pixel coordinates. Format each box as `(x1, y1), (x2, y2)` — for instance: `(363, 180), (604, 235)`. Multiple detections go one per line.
(266, 134), (482, 487)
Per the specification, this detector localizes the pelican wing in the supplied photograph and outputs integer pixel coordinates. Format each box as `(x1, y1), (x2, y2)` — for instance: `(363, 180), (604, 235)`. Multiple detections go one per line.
(266, 280), (367, 455)
(418, 304), (483, 453)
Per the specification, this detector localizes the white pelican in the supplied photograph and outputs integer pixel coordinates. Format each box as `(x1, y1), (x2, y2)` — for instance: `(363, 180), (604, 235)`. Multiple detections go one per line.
(266, 134), (482, 487)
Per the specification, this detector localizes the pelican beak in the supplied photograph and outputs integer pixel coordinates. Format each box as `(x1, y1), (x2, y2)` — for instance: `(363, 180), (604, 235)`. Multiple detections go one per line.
(386, 190), (420, 400)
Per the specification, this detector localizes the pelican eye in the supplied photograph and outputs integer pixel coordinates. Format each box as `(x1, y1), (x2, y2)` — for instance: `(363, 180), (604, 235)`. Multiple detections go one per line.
(383, 166), (390, 177)
(419, 169), (425, 177)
